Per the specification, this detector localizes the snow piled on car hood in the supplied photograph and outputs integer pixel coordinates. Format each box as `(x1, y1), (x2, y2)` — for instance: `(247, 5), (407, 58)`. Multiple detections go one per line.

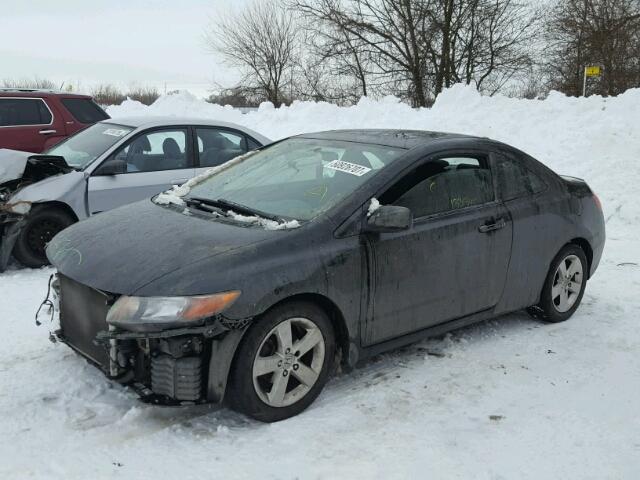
(225, 210), (301, 231)
(0, 149), (31, 183)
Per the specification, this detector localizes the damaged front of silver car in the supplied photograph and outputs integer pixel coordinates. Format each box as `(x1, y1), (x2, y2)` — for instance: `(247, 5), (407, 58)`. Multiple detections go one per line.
(0, 150), (32, 269)
(0, 149), (81, 271)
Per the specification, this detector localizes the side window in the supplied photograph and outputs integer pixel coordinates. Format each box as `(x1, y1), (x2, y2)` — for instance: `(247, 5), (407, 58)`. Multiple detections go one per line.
(494, 154), (546, 200)
(61, 98), (109, 124)
(0, 98), (52, 126)
(113, 129), (188, 173)
(382, 156), (494, 218)
(196, 128), (248, 167)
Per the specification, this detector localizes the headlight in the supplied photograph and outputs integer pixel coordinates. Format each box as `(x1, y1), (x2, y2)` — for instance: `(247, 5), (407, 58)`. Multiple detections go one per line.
(106, 291), (240, 331)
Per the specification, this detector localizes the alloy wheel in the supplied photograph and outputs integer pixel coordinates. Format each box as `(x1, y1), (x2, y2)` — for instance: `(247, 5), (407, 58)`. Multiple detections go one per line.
(551, 254), (583, 313)
(252, 317), (325, 408)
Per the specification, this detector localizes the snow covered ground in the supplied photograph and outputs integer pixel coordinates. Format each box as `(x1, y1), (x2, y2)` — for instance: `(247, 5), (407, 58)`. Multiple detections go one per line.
(1, 86), (639, 479)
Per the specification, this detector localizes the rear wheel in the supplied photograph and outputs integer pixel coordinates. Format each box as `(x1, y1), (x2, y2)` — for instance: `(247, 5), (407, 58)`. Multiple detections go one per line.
(228, 301), (335, 422)
(530, 244), (588, 322)
(13, 207), (74, 268)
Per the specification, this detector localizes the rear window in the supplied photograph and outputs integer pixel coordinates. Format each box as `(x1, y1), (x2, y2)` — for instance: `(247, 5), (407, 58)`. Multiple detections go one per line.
(0, 98), (52, 126)
(61, 98), (109, 124)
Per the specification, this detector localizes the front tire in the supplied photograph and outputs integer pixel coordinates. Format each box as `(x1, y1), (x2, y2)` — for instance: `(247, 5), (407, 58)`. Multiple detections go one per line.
(13, 207), (74, 268)
(228, 301), (335, 422)
(532, 244), (588, 322)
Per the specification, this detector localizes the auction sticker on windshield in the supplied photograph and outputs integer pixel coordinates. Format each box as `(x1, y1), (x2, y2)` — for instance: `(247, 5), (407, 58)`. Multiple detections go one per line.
(103, 129), (129, 137)
(325, 160), (372, 176)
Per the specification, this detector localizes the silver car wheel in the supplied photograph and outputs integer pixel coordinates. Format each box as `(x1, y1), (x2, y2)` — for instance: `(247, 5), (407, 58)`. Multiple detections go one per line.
(551, 254), (583, 313)
(252, 317), (326, 408)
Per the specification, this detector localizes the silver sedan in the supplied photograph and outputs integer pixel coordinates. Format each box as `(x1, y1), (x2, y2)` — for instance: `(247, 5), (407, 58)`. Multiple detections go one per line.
(0, 117), (270, 269)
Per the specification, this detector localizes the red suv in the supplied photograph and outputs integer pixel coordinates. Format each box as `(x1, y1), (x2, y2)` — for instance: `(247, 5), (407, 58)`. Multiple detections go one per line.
(0, 89), (110, 153)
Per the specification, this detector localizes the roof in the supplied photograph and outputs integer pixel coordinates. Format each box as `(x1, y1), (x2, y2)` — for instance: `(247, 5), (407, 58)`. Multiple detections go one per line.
(0, 89), (91, 99)
(297, 129), (481, 149)
(104, 116), (271, 144)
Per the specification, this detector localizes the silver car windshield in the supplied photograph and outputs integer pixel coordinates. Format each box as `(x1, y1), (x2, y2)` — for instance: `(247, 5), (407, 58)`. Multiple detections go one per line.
(46, 122), (133, 169)
(186, 138), (405, 221)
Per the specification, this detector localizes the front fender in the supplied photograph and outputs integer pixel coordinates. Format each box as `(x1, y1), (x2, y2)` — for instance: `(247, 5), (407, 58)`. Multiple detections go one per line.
(207, 329), (247, 403)
(10, 171), (89, 220)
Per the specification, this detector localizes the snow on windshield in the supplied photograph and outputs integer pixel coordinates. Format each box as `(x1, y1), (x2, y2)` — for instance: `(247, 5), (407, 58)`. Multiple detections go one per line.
(154, 151), (302, 230)
(154, 151), (254, 207)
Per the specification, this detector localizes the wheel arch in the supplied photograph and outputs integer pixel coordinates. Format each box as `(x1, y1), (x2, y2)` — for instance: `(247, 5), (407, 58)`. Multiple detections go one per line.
(31, 200), (79, 222)
(256, 293), (351, 368)
(569, 237), (593, 278)
(209, 292), (352, 405)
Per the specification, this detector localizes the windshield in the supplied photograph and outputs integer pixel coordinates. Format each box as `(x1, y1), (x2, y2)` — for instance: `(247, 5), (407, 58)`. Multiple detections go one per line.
(187, 138), (405, 221)
(46, 122), (133, 169)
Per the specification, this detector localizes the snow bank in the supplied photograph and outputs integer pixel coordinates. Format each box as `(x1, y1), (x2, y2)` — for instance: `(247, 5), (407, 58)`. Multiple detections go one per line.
(107, 85), (640, 239)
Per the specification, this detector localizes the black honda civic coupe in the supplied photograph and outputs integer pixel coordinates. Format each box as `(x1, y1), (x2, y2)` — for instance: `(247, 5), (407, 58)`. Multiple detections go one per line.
(45, 130), (605, 422)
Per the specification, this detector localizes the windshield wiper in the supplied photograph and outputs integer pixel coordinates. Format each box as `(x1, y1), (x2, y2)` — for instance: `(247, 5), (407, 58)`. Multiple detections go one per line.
(185, 196), (281, 222)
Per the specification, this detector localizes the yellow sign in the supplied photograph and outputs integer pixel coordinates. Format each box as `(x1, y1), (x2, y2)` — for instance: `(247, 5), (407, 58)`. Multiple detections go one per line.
(585, 66), (601, 77)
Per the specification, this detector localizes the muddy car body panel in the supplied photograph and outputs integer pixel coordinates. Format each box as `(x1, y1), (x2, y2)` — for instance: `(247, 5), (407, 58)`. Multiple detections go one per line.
(46, 131), (605, 411)
(0, 117), (271, 270)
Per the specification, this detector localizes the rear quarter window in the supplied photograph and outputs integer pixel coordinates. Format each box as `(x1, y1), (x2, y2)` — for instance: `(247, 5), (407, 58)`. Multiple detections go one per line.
(61, 98), (110, 124)
(0, 98), (52, 126)
(494, 153), (546, 200)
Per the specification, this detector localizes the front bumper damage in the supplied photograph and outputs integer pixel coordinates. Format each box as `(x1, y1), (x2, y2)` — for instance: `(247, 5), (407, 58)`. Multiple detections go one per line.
(0, 208), (28, 272)
(45, 273), (251, 406)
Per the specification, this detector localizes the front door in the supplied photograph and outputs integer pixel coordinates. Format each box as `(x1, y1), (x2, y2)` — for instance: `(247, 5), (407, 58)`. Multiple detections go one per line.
(364, 153), (512, 345)
(88, 128), (195, 214)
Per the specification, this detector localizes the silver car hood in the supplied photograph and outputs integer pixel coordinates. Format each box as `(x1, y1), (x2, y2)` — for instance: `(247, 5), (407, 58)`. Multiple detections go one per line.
(0, 149), (32, 183)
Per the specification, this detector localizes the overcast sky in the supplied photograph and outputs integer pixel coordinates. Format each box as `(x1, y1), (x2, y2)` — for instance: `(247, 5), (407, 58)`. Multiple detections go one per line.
(1, 0), (247, 96)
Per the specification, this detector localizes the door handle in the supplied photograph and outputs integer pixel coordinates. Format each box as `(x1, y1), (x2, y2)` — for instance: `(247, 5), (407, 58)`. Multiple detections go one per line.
(39, 129), (57, 135)
(478, 218), (506, 233)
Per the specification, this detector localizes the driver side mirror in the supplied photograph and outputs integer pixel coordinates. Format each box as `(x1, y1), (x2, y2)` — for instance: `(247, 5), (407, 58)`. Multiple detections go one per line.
(94, 159), (127, 176)
(365, 205), (413, 233)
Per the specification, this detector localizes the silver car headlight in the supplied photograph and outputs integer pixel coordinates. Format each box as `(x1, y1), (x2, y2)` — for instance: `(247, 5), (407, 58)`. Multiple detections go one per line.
(106, 291), (241, 331)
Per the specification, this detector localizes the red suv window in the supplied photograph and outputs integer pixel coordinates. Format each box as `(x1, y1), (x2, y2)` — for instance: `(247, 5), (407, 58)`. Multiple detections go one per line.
(61, 98), (109, 124)
(0, 98), (52, 126)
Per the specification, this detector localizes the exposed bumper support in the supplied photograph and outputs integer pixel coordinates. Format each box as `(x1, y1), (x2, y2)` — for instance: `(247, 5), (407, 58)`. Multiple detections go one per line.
(53, 312), (252, 406)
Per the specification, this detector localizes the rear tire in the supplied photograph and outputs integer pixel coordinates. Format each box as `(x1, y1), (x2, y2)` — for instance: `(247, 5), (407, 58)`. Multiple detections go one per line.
(12, 207), (74, 268)
(531, 244), (588, 323)
(227, 301), (335, 422)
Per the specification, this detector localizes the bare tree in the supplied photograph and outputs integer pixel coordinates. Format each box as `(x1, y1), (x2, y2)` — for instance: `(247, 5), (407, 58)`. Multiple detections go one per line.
(546, 0), (640, 96)
(1, 77), (58, 90)
(294, 0), (538, 106)
(205, 1), (299, 106)
(294, 0), (435, 106)
(431, 0), (540, 95)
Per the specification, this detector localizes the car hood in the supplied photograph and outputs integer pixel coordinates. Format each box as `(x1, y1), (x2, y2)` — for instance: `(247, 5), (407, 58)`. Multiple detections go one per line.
(0, 149), (32, 183)
(47, 199), (281, 295)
